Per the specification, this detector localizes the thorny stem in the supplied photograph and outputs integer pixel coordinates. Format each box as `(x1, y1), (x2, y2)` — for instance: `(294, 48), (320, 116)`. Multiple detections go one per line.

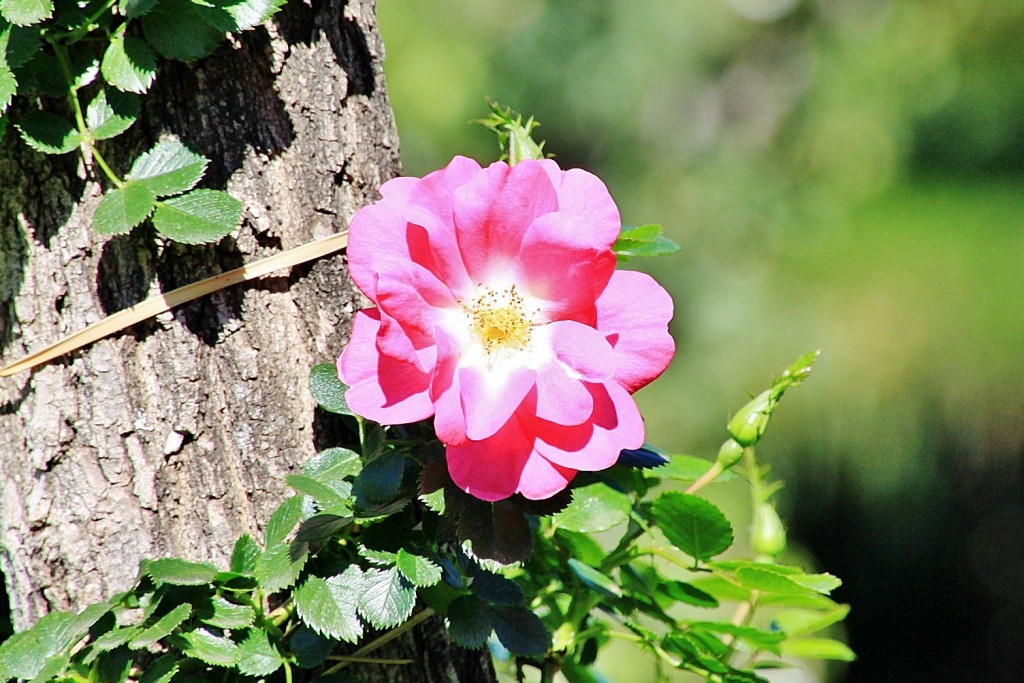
(320, 607), (436, 675)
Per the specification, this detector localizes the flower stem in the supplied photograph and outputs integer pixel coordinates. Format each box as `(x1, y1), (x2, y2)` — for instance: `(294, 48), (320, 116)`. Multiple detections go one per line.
(686, 461), (725, 495)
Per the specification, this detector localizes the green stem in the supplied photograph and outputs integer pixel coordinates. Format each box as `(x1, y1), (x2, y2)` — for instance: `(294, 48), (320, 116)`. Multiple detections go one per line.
(320, 607), (435, 675)
(686, 461), (725, 495)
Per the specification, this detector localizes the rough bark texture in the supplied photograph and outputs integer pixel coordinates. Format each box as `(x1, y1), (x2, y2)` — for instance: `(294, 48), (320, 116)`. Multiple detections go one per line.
(0, 1), (495, 680)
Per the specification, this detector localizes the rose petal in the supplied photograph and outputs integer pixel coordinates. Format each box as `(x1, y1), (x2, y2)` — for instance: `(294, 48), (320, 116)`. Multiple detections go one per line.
(446, 412), (534, 501)
(453, 160), (559, 283)
(517, 212), (616, 321)
(338, 309), (434, 424)
(535, 363), (593, 426)
(595, 270), (675, 392)
(537, 160), (621, 244)
(460, 364), (536, 441)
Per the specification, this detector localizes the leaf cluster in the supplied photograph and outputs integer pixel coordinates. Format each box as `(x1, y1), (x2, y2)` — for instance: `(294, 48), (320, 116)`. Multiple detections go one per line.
(0, 356), (852, 683)
(1, 0), (277, 242)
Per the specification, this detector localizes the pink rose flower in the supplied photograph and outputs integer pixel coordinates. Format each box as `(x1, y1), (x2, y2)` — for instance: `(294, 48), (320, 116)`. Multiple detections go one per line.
(339, 156), (674, 501)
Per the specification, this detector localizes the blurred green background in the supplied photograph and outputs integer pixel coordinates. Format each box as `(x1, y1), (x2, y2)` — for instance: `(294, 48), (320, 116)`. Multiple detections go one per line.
(378, 0), (1024, 681)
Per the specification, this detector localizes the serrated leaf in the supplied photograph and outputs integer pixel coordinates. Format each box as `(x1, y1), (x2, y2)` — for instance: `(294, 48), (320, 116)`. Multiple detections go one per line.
(0, 606), (106, 679)
(200, 596), (254, 629)
(567, 559), (622, 600)
(101, 36), (157, 94)
(230, 534), (261, 575)
(287, 473), (349, 507)
(290, 626), (336, 669)
(773, 604), (851, 639)
(15, 110), (80, 154)
(142, 0), (225, 60)
(616, 223), (664, 244)
(0, 63), (15, 112)
(651, 492), (733, 563)
(553, 482), (632, 533)
(86, 89), (140, 140)
(294, 569), (364, 643)
(458, 499), (533, 565)
(255, 542), (307, 594)
(395, 549), (442, 588)
(419, 487), (445, 514)
(130, 603), (193, 649)
(358, 567), (415, 629)
(237, 628), (281, 676)
(129, 140), (208, 197)
(305, 446), (362, 481)
(553, 529), (605, 568)
(138, 654), (179, 683)
(491, 606), (550, 657)
(790, 572), (842, 594)
(689, 621), (786, 654)
(119, 0), (158, 19)
(93, 183), (156, 235)
(88, 626), (143, 659)
(1, 0), (53, 26)
(265, 494), (304, 547)
(446, 595), (492, 649)
(308, 363), (354, 415)
(177, 628), (240, 667)
(153, 189), (242, 244)
(614, 235), (680, 260)
(143, 558), (218, 586)
(781, 637), (856, 662)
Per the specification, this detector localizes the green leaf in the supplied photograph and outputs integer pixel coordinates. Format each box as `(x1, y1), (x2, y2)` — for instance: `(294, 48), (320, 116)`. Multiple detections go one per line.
(790, 572), (842, 594)
(153, 189), (242, 244)
(0, 606), (107, 679)
(309, 363), (354, 415)
(129, 140), (208, 197)
(657, 455), (736, 483)
(93, 183), (156, 235)
(395, 549), (442, 588)
(176, 628), (240, 667)
(553, 529), (605, 567)
(651, 492), (734, 563)
(119, 0), (158, 18)
(294, 513), (352, 544)
(353, 449), (406, 505)
(255, 541), (307, 594)
(458, 499), (533, 565)
(265, 494), (304, 547)
(143, 558), (218, 586)
(230, 534), (261, 575)
(469, 572), (523, 606)
(772, 604), (851, 639)
(294, 569), (364, 643)
(0, 0), (53, 26)
(290, 626), (336, 669)
(1, 21), (41, 68)
(567, 559), (622, 600)
(656, 580), (719, 608)
(201, 0), (284, 32)
(553, 482), (631, 533)
(88, 626), (142, 658)
(101, 36), (157, 94)
(491, 606), (550, 657)
(0, 63), (14, 112)
(781, 637), (856, 662)
(237, 628), (281, 676)
(130, 603), (193, 649)
(15, 110), (80, 154)
(617, 223), (664, 243)
(287, 473), (349, 507)
(305, 446), (362, 481)
(446, 596), (492, 649)
(138, 654), (179, 683)
(142, 0), (225, 60)
(689, 621), (786, 654)
(734, 567), (809, 596)
(358, 566), (415, 629)
(199, 596), (254, 629)
(86, 89), (140, 140)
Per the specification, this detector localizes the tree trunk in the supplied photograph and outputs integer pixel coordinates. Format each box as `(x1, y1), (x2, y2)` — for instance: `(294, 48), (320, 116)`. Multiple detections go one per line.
(0, 1), (495, 680)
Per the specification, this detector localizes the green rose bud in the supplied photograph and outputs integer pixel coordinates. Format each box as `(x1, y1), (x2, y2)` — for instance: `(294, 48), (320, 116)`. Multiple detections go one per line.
(715, 439), (746, 469)
(728, 389), (775, 447)
(752, 502), (787, 558)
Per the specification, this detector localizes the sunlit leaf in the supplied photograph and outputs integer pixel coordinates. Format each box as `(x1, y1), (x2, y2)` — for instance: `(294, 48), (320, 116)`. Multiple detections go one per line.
(308, 363), (354, 415)
(153, 189), (242, 244)
(129, 140), (208, 197)
(553, 482), (631, 533)
(15, 110), (80, 154)
(236, 628), (281, 676)
(651, 492), (733, 563)
(101, 36), (157, 94)
(92, 183), (156, 235)
(294, 569), (364, 643)
(358, 566), (415, 629)
(0, 0), (53, 26)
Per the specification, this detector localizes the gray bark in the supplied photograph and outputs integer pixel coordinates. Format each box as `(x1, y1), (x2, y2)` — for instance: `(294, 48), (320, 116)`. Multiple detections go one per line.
(0, 1), (495, 680)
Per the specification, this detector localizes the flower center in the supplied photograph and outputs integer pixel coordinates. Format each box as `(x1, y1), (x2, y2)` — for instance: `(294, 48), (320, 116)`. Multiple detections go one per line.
(469, 285), (534, 354)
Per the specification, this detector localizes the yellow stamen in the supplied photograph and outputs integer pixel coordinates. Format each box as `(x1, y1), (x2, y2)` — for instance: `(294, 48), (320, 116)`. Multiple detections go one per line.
(468, 285), (533, 354)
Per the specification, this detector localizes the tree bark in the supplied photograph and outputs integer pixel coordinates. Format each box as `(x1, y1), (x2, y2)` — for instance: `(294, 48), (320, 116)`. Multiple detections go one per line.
(0, 1), (495, 680)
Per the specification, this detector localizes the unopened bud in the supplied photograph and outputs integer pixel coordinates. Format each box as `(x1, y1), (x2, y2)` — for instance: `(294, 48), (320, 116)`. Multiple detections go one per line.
(716, 439), (746, 469)
(728, 389), (774, 447)
(752, 503), (787, 558)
